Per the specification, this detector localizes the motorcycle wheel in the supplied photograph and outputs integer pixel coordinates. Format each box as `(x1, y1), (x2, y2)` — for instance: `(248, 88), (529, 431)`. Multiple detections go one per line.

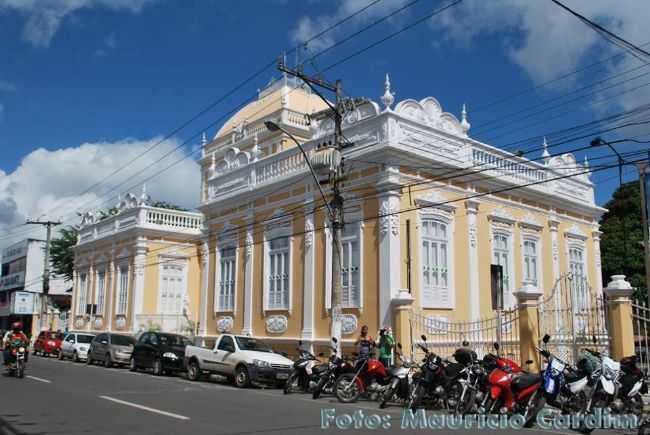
(379, 384), (396, 409)
(451, 382), (477, 415)
(284, 372), (298, 395)
(335, 373), (361, 403)
(523, 390), (546, 428)
(312, 376), (328, 399)
(638, 421), (650, 435)
(17, 365), (24, 379)
(407, 383), (425, 412)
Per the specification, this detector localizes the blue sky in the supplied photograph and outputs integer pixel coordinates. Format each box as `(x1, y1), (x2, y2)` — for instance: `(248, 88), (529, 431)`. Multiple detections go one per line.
(0, 0), (649, 245)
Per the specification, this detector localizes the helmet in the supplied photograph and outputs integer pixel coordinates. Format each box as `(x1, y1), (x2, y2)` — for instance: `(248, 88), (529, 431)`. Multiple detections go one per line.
(11, 322), (22, 333)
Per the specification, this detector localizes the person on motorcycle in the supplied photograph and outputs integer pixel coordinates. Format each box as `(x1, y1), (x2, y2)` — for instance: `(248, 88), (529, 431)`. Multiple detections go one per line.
(377, 326), (395, 368)
(3, 322), (28, 367)
(354, 325), (375, 359)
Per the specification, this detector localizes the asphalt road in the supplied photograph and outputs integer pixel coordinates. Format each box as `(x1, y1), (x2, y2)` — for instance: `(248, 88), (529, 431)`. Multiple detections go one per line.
(0, 356), (639, 435)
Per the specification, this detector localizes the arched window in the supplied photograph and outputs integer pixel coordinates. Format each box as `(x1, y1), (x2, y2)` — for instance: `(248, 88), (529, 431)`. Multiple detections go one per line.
(421, 217), (451, 308)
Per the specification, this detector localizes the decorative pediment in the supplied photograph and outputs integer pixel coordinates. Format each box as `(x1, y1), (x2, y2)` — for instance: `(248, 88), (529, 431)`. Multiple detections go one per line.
(218, 222), (239, 243)
(395, 97), (466, 137)
(265, 208), (292, 233)
(519, 212), (543, 231)
(488, 207), (516, 226)
(212, 147), (251, 178)
(414, 191), (456, 214)
(565, 224), (588, 241)
(79, 211), (97, 228)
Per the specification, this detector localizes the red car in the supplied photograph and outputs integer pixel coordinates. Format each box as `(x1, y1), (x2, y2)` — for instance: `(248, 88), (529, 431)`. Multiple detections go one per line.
(34, 331), (63, 357)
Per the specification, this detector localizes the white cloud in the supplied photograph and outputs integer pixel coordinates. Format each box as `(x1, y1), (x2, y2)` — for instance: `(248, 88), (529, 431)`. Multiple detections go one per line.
(430, 0), (650, 111)
(291, 0), (413, 52)
(0, 137), (200, 250)
(0, 0), (157, 47)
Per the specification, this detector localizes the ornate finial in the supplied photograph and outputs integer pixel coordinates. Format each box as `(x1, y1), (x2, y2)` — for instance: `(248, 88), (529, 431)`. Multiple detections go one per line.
(210, 153), (216, 170)
(584, 155), (590, 170)
(542, 137), (551, 164)
(201, 132), (208, 146)
(380, 73), (395, 110)
(460, 103), (471, 134)
(140, 183), (150, 205)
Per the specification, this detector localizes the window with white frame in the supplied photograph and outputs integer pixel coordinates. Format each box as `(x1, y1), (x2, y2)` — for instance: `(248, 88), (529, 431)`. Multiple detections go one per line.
(266, 235), (290, 310)
(569, 244), (589, 310)
(95, 269), (106, 315)
(217, 246), (236, 311)
(341, 225), (361, 308)
(492, 231), (513, 306)
(569, 245), (585, 279)
(421, 217), (451, 308)
(522, 239), (539, 286)
(116, 264), (129, 315)
(77, 272), (88, 314)
(160, 263), (185, 314)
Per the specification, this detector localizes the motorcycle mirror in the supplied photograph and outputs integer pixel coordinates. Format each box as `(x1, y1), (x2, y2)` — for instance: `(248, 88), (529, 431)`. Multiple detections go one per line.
(462, 340), (469, 347)
(493, 342), (500, 351)
(592, 335), (597, 344)
(542, 334), (551, 344)
(397, 343), (402, 349)
(318, 352), (325, 357)
(420, 335), (427, 342)
(298, 340), (303, 346)
(332, 337), (338, 344)
(525, 360), (534, 365)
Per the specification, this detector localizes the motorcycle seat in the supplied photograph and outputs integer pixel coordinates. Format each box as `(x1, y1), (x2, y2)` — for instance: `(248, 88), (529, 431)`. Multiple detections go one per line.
(565, 371), (585, 383)
(511, 373), (541, 391)
(444, 362), (464, 378)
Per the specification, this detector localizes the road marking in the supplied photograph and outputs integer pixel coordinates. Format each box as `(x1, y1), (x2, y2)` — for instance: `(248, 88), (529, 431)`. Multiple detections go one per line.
(26, 375), (51, 383)
(98, 395), (190, 421)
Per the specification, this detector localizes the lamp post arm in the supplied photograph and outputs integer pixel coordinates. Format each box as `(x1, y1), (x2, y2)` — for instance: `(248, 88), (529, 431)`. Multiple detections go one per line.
(276, 125), (335, 220)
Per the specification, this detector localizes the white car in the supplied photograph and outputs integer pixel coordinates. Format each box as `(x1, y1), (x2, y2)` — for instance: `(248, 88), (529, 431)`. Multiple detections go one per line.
(60, 332), (95, 362)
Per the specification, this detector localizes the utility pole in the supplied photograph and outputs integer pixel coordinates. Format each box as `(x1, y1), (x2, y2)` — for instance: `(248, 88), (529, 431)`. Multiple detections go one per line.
(276, 59), (354, 355)
(25, 219), (61, 331)
(639, 161), (650, 308)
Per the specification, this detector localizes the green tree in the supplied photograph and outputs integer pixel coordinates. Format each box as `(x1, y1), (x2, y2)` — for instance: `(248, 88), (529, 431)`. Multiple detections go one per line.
(600, 181), (645, 299)
(149, 200), (188, 211)
(50, 226), (78, 282)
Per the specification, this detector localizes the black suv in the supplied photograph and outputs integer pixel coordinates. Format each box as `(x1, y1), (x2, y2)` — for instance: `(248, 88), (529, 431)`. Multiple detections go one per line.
(130, 332), (191, 376)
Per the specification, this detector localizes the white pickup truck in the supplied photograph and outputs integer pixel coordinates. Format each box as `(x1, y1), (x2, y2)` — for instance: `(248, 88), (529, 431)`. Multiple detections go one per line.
(184, 334), (294, 388)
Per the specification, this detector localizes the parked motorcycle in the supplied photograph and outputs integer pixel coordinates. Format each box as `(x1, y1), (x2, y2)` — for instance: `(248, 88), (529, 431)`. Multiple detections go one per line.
(478, 342), (545, 428)
(378, 343), (417, 409)
(6, 339), (27, 378)
(335, 352), (391, 403)
(312, 338), (354, 399)
(284, 341), (326, 394)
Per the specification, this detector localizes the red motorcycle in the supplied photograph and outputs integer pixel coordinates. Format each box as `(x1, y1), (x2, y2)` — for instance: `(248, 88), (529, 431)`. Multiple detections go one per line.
(479, 343), (545, 428)
(335, 354), (391, 403)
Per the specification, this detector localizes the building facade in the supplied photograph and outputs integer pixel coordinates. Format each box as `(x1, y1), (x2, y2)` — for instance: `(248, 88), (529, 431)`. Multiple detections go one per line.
(0, 238), (69, 336)
(72, 75), (605, 352)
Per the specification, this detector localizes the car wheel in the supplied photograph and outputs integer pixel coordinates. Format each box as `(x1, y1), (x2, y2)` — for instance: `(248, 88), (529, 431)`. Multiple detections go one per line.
(104, 354), (113, 368)
(129, 357), (138, 372)
(152, 358), (163, 376)
(235, 366), (250, 388)
(187, 361), (201, 381)
(86, 354), (93, 365)
(58, 351), (64, 360)
(73, 351), (79, 363)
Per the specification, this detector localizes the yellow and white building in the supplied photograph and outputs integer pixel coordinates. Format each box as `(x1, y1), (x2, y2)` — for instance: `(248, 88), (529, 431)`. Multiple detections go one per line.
(72, 75), (604, 351)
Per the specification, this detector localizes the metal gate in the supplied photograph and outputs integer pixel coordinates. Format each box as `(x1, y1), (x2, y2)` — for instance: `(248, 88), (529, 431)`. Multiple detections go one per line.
(409, 308), (520, 361)
(632, 300), (650, 373)
(538, 274), (609, 364)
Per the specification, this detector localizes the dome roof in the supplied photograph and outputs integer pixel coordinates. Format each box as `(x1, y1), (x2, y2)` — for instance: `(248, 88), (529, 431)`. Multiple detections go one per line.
(213, 77), (328, 140)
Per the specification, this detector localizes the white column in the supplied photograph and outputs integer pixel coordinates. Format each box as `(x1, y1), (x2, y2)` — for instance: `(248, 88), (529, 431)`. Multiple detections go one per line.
(549, 217), (561, 285)
(131, 238), (148, 333)
(379, 192), (401, 328)
(466, 199), (481, 321)
(242, 224), (254, 336)
(106, 251), (114, 332)
(301, 211), (315, 346)
(592, 230), (603, 294)
(199, 239), (210, 339)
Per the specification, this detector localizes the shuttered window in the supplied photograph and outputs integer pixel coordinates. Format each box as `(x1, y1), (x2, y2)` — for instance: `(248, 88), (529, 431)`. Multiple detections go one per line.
(421, 219), (450, 307)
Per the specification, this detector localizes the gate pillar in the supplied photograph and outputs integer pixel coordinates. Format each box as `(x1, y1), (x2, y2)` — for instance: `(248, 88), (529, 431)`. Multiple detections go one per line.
(604, 275), (635, 360)
(514, 284), (543, 371)
(392, 290), (414, 359)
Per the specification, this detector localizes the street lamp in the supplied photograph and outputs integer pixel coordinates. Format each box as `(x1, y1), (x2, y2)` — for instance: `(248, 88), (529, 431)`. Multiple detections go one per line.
(591, 137), (624, 187)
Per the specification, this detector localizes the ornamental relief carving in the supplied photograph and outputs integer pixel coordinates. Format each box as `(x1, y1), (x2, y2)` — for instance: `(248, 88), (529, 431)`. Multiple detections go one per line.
(115, 316), (127, 330)
(93, 317), (103, 329)
(341, 314), (358, 335)
(265, 315), (288, 334)
(74, 317), (86, 329)
(304, 218), (314, 249)
(217, 316), (234, 333)
(379, 200), (399, 237)
(245, 230), (253, 259)
(469, 224), (478, 248)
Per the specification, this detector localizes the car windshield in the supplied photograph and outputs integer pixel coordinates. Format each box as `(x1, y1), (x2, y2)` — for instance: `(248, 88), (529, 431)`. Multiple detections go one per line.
(235, 337), (272, 353)
(48, 332), (57, 340)
(77, 335), (94, 344)
(111, 335), (135, 346)
(159, 334), (191, 346)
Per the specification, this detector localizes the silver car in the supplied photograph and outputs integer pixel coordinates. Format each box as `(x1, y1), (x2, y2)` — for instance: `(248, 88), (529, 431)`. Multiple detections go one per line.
(60, 332), (95, 362)
(87, 333), (136, 368)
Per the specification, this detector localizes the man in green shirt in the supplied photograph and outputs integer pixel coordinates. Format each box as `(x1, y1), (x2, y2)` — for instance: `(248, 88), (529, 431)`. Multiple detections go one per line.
(377, 327), (395, 368)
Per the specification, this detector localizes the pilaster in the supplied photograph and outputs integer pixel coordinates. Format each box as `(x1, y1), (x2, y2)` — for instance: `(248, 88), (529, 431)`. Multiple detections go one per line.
(379, 190), (401, 328)
(466, 199), (481, 321)
(301, 207), (315, 347)
(242, 223), (255, 336)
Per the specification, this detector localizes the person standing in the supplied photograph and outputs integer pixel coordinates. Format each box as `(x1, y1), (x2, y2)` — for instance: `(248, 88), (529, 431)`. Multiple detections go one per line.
(378, 327), (395, 368)
(354, 325), (375, 359)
